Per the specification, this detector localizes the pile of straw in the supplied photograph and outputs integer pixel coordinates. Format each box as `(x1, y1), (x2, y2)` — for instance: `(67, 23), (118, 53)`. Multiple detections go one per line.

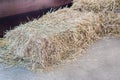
(72, 0), (120, 12)
(0, 0), (120, 70)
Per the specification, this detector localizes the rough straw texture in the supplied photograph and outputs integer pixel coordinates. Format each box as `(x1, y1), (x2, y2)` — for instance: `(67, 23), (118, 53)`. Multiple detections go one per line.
(72, 0), (120, 12)
(0, 0), (120, 70)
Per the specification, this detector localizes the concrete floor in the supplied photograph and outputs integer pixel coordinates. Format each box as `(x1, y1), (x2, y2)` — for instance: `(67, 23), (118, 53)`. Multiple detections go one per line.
(0, 37), (120, 80)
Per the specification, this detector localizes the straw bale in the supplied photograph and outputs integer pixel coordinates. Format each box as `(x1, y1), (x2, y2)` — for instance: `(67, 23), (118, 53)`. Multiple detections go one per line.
(2, 9), (119, 70)
(0, 1), (120, 70)
(1, 9), (100, 69)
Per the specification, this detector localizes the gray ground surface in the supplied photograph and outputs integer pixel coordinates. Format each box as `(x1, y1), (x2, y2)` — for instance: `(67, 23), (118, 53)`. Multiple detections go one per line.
(0, 37), (120, 80)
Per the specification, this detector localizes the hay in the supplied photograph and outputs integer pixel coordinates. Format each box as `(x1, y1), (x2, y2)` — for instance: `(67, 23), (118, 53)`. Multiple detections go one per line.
(0, 0), (120, 71)
(2, 11), (120, 70)
(4, 9), (100, 69)
(0, 38), (7, 47)
(72, 0), (120, 12)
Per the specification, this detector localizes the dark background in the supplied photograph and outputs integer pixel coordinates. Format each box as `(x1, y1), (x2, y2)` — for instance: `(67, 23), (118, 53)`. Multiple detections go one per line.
(0, 0), (72, 38)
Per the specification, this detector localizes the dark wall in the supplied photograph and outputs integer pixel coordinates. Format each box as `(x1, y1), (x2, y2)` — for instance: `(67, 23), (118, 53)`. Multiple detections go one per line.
(0, 0), (72, 18)
(0, 0), (72, 38)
